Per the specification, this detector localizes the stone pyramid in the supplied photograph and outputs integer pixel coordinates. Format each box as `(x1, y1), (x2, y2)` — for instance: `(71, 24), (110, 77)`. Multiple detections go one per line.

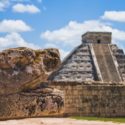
(49, 32), (125, 82)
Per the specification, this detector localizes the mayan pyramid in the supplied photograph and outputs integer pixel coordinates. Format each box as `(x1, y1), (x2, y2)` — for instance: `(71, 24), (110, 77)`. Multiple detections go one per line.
(49, 32), (125, 82)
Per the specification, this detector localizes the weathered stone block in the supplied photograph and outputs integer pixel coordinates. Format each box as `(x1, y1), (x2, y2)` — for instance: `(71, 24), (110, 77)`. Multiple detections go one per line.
(0, 87), (64, 120)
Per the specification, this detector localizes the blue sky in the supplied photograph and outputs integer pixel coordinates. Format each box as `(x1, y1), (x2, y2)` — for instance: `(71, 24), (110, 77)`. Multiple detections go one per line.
(1, 0), (125, 58)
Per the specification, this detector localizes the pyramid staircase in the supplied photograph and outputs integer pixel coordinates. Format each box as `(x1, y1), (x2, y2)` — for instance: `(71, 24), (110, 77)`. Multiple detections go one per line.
(92, 44), (121, 82)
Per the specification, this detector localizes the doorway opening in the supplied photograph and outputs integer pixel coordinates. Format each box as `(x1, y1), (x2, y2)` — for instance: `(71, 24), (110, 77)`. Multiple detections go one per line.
(97, 39), (101, 44)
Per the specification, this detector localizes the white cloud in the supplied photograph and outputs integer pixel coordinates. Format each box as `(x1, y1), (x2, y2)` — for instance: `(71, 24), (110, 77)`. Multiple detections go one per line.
(0, 0), (9, 11)
(41, 20), (125, 59)
(41, 20), (125, 48)
(44, 43), (59, 48)
(0, 19), (32, 33)
(59, 49), (69, 60)
(0, 0), (41, 12)
(11, 0), (31, 2)
(0, 32), (39, 50)
(102, 11), (125, 22)
(12, 3), (40, 13)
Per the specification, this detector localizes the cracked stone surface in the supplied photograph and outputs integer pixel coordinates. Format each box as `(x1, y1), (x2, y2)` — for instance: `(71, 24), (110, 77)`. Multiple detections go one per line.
(0, 47), (64, 119)
(0, 47), (61, 95)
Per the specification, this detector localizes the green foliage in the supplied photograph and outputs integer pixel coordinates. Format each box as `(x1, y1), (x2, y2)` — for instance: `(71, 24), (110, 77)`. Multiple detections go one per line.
(71, 116), (125, 123)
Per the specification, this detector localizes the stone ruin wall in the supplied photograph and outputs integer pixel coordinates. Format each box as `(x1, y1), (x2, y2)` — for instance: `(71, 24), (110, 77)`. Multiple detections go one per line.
(0, 47), (64, 120)
(0, 89), (64, 120)
(82, 32), (112, 44)
(50, 81), (125, 117)
(0, 32), (125, 119)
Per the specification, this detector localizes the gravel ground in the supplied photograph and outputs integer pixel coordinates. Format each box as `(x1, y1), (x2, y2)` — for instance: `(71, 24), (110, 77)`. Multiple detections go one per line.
(0, 118), (125, 125)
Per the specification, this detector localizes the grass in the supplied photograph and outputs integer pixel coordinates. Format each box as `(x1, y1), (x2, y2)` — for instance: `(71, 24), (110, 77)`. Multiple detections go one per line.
(71, 116), (125, 123)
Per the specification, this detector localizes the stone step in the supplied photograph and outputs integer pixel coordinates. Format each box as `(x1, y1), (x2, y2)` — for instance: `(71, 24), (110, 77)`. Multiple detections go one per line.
(92, 44), (121, 82)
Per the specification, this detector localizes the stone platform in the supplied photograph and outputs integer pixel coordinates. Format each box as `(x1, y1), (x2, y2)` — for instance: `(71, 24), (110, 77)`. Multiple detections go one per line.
(50, 81), (125, 117)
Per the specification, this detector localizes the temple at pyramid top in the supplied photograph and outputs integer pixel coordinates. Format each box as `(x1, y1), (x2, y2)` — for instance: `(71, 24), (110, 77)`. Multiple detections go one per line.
(49, 32), (125, 83)
(82, 32), (112, 44)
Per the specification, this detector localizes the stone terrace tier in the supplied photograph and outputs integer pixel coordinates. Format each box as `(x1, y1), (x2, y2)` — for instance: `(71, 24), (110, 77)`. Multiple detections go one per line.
(49, 44), (98, 82)
(110, 44), (125, 81)
(49, 32), (125, 82)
